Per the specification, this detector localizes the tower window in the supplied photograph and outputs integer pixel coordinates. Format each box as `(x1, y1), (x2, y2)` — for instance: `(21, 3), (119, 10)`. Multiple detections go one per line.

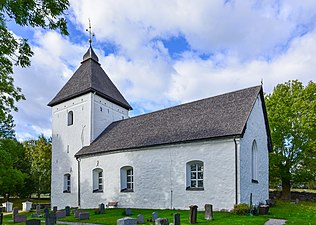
(63, 174), (71, 193)
(252, 140), (258, 183)
(68, 111), (73, 126)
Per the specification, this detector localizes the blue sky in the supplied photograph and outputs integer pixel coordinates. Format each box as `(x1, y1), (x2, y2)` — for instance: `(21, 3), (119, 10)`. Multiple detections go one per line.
(8, 0), (316, 141)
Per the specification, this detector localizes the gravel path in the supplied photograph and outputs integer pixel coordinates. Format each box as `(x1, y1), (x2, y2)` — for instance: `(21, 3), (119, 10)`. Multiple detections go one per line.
(264, 219), (287, 225)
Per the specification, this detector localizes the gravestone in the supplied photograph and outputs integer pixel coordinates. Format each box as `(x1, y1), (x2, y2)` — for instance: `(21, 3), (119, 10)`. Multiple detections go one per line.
(126, 208), (132, 216)
(152, 212), (158, 222)
(155, 218), (169, 225)
(36, 204), (41, 215)
(0, 207), (2, 213)
(117, 217), (137, 225)
(99, 203), (105, 214)
(137, 214), (144, 224)
(53, 206), (57, 213)
(14, 214), (27, 223)
(65, 206), (70, 216)
(56, 210), (66, 218)
(0, 213), (3, 225)
(189, 205), (198, 224)
(173, 213), (180, 225)
(204, 204), (213, 220)
(45, 213), (56, 225)
(44, 205), (49, 215)
(79, 212), (90, 220)
(26, 219), (41, 225)
(12, 207), (18, 218)
(74, 209), (84, 218)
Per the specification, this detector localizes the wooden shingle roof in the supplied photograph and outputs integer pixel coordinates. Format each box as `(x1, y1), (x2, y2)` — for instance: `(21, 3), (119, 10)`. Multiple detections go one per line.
(76, 85), (271, 157)
(48, 47), (132, 110)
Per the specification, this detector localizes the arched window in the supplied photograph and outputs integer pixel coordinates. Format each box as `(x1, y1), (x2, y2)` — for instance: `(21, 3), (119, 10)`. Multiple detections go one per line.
(252, 140), (258, 183)
(63, 174), (71, 193)
(68, 111), (73, 126)
(120, 166), (134, 192)
(92, 168), (103, 192)
(186, 161), (204, 190)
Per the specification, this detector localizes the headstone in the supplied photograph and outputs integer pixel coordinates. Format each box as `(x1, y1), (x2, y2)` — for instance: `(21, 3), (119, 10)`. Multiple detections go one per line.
(12, 207), (19, 218)
(79, 212), (90, 220)
(74, 209), (84, 218)
(56, 210), (66, 218)
(173, 213), (180, 225)
(36, 204), (41, 215)
(22, 201), (33, 211)
(155, 218), (169, 225)
(152, 212), (158, 222)
(14, 214), (27, 223)
(295, 198), (299, 204)
(44, 205), (49, 215)
(45, 213), (56, 225)
(189, 205), (198, 224)
(64, 206), (70, 216)
(26, 219), (41, 225)
(99, 203), (105, 214)
(204, 204), (213, 220)
(126, 208), (132, 216)
(53, 206), (57, 213)
(0, 207), (2, 213)
(0, 213), (3, 225)
(137, 214), (144, 224)
(117, 217), (137, 225)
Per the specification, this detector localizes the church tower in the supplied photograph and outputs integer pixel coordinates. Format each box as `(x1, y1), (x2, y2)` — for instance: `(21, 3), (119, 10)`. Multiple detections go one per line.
(48, 46), (132, 208)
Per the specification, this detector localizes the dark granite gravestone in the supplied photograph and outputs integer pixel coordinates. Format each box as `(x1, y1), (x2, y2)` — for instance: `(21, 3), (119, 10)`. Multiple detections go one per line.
(26, 219), (41, 225)
(155, 218), (169, 225)
(152, 212), (158, 222)
(65, 206), (70, 216)
(36, 204), (41, 216)
(99, 203), (105, 214)
(74, 209), (84, 218)
(204, 204), (213, 220)
(117, 217), (137, 225)
(12, 207), (18, 218)
(14, 214), (27, 223)
(45, 213), (56, 225)
(137, 214), (144, 224)
(44, 206), (49, 215)
(189, 205), (198, 224)
(56, 210), (66, 218)
(53, 206), (57, 213)
(0, 207), (2, 213)
(126, 208), (132, 216)
(79, 212), (89, 220)
(173, 213), (180, 225)
(0, 213), (3, 225)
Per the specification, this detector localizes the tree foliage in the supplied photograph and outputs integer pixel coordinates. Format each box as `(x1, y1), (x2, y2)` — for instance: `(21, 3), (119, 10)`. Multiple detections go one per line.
(265, 80), (316, 198)
(0, 0), (69, 130)
(24, 135), (52, 198)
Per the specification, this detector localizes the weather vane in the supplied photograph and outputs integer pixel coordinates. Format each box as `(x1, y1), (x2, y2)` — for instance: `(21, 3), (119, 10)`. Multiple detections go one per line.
(86, 18), (95, 46)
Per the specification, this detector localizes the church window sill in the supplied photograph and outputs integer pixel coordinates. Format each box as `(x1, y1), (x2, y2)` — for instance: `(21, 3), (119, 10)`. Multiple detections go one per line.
(93, 189), (103, 193)
(186, 187), (204, 191)
(252, 179), (259, 184)
(121, 188), (134, 193)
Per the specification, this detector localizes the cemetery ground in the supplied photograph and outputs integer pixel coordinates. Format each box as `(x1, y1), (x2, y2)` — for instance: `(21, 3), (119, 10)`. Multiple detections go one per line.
(1, 200), (316, 224)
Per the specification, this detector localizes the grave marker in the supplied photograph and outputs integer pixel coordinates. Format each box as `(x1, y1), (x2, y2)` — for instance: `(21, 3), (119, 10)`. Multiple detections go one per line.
(99, 203), (105, 214)
(137, 214), (144, 224)
(45, 213), (56, 225)
(117, 217), (137, 225)
(204, 204), (213, 220)
(155, 218), (169, 225)
(126, 208), (132, 216)
(173, 213), (180, 225)
(65, 206), (70, 216)
(12, 207), (18, 218)
(14, 214), (27, 223)
(152, 212), (158, 222)
(56, 210), (66, 218)
(189, 205), (198, 224)
(26, 219), (41, 225)
(79, 212), (90, 220)
(36, 204), (41, 215)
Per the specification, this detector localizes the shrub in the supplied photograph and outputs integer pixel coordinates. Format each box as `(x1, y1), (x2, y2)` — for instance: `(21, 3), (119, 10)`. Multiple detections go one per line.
(232, 203), (250, 215)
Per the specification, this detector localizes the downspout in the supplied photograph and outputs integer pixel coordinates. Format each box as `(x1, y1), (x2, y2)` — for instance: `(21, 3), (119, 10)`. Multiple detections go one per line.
(76, 157), (81, 208)
(234, 138), (238, 205)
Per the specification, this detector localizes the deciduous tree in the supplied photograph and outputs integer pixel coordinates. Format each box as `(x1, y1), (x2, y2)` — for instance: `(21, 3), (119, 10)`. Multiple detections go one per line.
(265, 80), (316, 199)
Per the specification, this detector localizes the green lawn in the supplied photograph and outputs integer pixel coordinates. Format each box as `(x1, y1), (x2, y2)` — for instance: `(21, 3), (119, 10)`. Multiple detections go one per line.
(1, 200), (316, 225)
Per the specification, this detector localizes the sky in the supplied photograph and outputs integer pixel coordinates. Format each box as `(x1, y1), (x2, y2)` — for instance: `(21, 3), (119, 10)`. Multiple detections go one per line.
(8, 0), (316, 141)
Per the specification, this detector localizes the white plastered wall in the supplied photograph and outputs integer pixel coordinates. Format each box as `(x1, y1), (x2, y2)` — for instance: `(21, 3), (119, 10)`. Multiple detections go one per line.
(239, 96), (269, 205)
(79, 138), (237, 211)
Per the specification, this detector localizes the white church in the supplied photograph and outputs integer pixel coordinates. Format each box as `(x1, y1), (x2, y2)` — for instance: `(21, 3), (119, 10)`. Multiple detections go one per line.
(48, 46), (271, 211)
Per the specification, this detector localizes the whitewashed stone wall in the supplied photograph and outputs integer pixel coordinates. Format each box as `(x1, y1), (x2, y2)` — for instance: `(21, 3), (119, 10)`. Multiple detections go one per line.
(79, 139), (237, 211)
(239, 96), (269, 205)
(51, 93), (128, 209)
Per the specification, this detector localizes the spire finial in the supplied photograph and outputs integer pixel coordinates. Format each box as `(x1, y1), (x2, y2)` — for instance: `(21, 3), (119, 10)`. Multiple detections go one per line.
(86, 18), (95, 46)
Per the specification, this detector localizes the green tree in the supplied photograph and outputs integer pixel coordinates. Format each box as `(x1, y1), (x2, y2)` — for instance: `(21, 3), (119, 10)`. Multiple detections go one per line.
(265, 80), (316, 199)
(0, 138), (27, 200)
(24, 135), (52, 198)
(0, 0), (69, 127)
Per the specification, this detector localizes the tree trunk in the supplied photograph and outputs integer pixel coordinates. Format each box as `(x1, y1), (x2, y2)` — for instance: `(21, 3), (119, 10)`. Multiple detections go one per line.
(6, 193), (10, 202)
(281, 179), (291, 200)
(37, 192), (40, 200)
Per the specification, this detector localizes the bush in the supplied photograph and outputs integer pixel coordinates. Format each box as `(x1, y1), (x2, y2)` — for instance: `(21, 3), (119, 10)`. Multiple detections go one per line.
(232, 203), (250, 215)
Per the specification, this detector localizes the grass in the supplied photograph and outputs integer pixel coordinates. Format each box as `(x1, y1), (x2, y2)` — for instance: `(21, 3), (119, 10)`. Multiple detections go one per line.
(1, 200), (315, 225)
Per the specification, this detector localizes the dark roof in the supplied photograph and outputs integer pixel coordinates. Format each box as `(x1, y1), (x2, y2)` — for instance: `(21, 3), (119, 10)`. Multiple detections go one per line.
(48, 47), (132, 110)
(76, 85), (272, 157)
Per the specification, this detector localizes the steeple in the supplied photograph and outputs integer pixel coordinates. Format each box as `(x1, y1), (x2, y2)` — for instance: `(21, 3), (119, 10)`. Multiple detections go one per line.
(82, 46), (99, 63)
